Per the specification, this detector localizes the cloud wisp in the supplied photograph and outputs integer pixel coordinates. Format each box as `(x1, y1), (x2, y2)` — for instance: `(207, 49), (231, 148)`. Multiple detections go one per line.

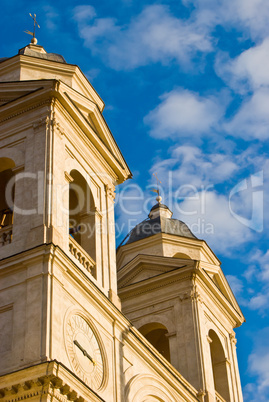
(73, 4), (213, 70)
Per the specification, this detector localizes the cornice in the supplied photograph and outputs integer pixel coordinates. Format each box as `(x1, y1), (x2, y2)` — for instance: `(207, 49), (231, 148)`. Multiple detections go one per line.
(0, 361), (104, 402)
(0, 98), (51, 124)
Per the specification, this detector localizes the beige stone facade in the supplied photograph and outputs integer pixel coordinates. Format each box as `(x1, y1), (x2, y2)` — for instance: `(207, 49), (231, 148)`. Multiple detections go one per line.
(0, 43), (244, 402)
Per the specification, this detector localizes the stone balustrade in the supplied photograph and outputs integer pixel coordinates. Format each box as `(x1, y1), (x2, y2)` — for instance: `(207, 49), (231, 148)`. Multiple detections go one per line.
(69, 235), (95, 276)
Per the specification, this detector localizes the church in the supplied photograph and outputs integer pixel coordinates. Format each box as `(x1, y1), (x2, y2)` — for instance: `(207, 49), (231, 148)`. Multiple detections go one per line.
(0, 38), (244, 402)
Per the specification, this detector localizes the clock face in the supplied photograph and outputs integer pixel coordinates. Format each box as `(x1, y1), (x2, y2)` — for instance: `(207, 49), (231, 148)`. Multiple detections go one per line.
(65, 314), (104, 389)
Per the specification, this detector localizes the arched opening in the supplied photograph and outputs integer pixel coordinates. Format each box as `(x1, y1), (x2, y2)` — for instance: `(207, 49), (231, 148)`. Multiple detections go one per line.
(0, 158), (15, 246)
(173, 252), (191, 259)
(139, 323), (170, 362)
(209, 329), (230, 401)
(69, 170), (96, 263)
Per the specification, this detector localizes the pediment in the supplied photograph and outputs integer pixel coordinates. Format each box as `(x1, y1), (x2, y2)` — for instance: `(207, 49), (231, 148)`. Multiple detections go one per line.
(61, 85), (129, 172)
(201, 263), (243, 317)
(122, 266), (168, 286)
(118, 254), (195, 288)
(0, 80), (131, 183)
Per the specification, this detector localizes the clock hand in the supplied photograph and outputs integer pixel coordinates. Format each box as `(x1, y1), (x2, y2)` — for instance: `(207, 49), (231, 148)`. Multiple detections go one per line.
(73, 340), (96, 365)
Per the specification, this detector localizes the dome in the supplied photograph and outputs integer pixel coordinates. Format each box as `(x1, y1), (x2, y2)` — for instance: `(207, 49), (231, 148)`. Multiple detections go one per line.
(122, 202), (197, 246)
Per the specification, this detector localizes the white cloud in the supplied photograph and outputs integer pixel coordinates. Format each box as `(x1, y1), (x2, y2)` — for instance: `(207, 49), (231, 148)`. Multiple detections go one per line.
(241, 249), (269, 313)
(73, 5), (213, 70)
(150, 145), (238, 188)
(144, 89), (224, 139)
(114, 184), (254, 254)
(73, 5), (96, 23)
(174, 190), (253, 254)
(184, 0), (269, 41)
(250, 249), (269, 282)
(225, 89), (269, 140)
(215, 38), (269, 93)
(72, 1), (269, 72)
(245, 327), (269, 401)
(231, 0), (269, 40)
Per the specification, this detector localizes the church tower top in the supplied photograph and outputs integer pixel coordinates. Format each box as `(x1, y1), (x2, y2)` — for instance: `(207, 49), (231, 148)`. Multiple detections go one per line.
(120, 201), (197, 248)
(0, 42), (104, 110)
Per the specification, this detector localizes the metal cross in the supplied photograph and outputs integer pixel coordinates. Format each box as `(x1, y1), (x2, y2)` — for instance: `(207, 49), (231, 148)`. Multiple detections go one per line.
(25, 13), (40, 39)
(152, 172), (162, 196)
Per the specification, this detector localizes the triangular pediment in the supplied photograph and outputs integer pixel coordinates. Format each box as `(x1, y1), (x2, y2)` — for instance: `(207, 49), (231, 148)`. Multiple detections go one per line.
(201, 263), (243, 318)
(60, 83), (130, 178)
(118, 254), (195, 288)
(0, 79), (131, 183)
(64, 92), (113, 153)
(122, 266), (169, 286)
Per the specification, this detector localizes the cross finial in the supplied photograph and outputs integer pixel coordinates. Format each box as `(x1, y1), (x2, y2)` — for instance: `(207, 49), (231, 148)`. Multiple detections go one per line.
(24, 13), (40, 44)
(152, 173), (162, 204)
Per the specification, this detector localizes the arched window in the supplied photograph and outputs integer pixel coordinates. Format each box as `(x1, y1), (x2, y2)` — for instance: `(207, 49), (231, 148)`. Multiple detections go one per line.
(209, 329), (230, 401)
(139, 322), (171, 362)
(69, 170), (96, 263)
(0, 158), (15, 246)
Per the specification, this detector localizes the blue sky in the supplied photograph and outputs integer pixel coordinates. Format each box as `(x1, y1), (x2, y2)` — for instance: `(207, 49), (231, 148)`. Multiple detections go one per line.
(1, 1), (269, 400)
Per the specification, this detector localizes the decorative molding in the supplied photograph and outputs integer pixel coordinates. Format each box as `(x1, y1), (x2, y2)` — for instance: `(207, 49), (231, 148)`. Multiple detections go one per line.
(0, 374), (85, 402)
(190, 289), (202, 303)
(52, 119), (65, 136)
(105, 184), (115, 201)
(197, 389), (206, 402)
(179, 291), (192, 302)
(178, 288), (202, 303)
(229, 331), (237, 345)
(0, 99), (51, 124)
(32, 116), (50, 130)
(0, 225), (12, 247)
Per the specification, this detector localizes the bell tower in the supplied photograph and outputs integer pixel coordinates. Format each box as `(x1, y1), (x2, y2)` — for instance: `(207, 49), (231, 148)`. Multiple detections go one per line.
(0, 41), (131, 296)
(117, 199), (245, 402)
(0, 39), (245, 402)
(0, 42), (131, 400)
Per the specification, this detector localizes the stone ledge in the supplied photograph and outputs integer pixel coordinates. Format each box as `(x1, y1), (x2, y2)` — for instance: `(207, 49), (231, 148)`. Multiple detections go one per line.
(0, 361), (103, 402)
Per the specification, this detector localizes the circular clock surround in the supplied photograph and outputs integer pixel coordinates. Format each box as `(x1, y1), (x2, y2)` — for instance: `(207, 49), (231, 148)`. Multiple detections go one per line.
(64, 311), (107, 390)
